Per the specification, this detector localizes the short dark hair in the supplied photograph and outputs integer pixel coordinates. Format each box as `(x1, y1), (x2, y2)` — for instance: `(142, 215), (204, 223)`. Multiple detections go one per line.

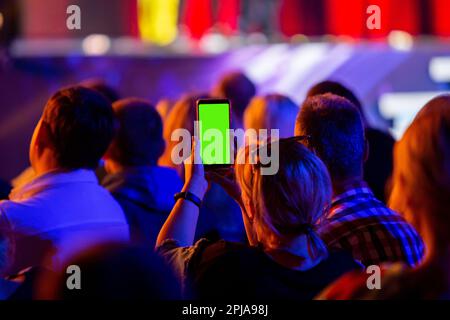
(42, 86), (115, 170)
(80, 79), (121, 103)
(295, 93), (365, 181)
(307, 81), (367, 125)
(215, 72), (256, 118)
(109, 98), (164, 166)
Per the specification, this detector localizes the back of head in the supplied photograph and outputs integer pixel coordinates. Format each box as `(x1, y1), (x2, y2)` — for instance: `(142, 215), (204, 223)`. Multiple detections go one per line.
(41, 86), (115, 170)
(213, 72), (256, 119)
(390, 95), (450, 240)
(108, 98), (164, 167)
(159, 94), (209, 169)
(80, 79), (121, 103)
(307, 81), (366, 125)
(236, 139), (331, 258)
(244, 94), (298, 138)
(37, 243), (181, 299)
(295, 94), (365, 182)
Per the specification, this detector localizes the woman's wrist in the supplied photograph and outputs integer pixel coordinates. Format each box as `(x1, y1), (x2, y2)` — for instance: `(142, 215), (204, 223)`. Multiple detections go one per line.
(182, 179), (207, 200)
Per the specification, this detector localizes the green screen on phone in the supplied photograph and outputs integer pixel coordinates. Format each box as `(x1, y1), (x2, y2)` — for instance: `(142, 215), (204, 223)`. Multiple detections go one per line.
(198, 102), (231, 165)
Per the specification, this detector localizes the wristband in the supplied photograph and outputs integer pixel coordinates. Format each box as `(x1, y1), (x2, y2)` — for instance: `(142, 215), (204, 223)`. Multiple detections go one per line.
(174, 191), (202, 208)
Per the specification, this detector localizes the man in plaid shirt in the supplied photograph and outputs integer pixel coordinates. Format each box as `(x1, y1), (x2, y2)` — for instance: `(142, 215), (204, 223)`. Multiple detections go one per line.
(295, 93), (424, 267)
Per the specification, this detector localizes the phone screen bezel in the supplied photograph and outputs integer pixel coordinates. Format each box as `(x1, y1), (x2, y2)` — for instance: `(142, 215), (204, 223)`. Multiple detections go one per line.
(196, 98), (232, 169)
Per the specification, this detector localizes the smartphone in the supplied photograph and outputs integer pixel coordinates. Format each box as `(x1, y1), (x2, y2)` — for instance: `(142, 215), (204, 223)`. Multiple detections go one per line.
(196, 99), (232, 168)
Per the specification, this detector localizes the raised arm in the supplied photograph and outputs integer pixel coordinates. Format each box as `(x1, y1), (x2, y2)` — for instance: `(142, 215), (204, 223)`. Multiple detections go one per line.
(156, 137), (208, 248)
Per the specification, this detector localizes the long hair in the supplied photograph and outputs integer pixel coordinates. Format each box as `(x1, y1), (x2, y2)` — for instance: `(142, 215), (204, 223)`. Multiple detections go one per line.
(244, 94), (298, 139)
(389, 95), (450, 244)
(235, 139), (331, 261)
(158, 94), (209, 176)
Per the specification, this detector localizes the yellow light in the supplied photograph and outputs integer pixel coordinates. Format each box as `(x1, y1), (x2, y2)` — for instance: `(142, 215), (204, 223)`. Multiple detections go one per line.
(138, 0), (180, 46)
(82, 34), (111, 56)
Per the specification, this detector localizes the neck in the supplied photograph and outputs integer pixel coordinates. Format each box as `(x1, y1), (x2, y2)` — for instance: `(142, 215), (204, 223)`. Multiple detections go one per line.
(262, 234), (324, 271)
(332, 176), (363, 196)
(32, 152), (62, 177)
(104, 159), (125, 175)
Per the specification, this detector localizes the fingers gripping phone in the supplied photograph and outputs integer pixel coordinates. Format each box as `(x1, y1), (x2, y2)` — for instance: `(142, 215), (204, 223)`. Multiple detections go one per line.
(196, 99), (232, 169)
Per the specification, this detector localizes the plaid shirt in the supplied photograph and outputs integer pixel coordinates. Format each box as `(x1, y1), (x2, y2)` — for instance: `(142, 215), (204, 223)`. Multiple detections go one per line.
(318, 182), (425, 267)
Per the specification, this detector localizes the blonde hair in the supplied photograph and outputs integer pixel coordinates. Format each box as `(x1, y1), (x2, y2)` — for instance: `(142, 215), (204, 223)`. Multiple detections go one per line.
(159, 94), (207, 176)
(389, 95), (450, 242)
(244, 94), (298, 138)
(235, 139), (331, 260)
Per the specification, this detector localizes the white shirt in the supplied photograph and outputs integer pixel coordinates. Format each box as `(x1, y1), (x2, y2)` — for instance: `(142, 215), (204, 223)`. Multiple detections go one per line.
(0, 169), (130, 275)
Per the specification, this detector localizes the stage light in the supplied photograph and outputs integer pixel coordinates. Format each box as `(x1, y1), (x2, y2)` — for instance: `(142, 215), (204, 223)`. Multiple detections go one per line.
(290, 34), (309, 44)
(388, 30), (414, 51)
(82, 34), (111, 56)
(0, 12), (4, 30)
(242, 44), (291, 85)
(138, 0), (179, 46)
(246, 33), (269, 45)
(199, 33), (230, 54)
(379, 91), (445, 139)
(429, 57), (450, 83)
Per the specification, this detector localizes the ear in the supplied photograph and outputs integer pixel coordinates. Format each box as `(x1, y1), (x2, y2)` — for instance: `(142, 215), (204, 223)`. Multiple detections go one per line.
(363, 138), (370, 163)
(34, 120), (53, 150)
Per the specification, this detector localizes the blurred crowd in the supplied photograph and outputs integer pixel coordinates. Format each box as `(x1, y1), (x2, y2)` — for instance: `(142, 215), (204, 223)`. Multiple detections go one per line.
(0, 71), (449, 300)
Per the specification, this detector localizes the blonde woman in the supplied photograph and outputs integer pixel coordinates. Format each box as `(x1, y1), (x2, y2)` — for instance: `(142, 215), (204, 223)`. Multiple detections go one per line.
(244, 94), (298, 139)
(156, 137), (360, 300)
(318, 95), (450, 300)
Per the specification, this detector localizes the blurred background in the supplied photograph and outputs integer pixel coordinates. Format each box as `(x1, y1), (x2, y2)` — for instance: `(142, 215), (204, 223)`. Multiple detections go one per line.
(0, 0), (450, 181)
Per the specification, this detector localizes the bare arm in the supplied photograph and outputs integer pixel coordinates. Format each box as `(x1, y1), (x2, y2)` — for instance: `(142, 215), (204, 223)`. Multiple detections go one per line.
(156, 137), (208, 248)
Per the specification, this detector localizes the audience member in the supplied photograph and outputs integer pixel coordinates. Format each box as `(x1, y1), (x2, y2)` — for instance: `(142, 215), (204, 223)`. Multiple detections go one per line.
(212, 71), (256, 130)
(244, 94), (298, 138)
(159, 94), (205, 176)
(318, 95), (450, 299)
(0, 86), (129, 275)
(156, 137), (361, 300)
(156, 98), (175, 123)
(80, 79), (121, 103)
(295, 94), (424, 267)
(11, 79), (121, 189)
(102, 98), (182, 246)
(307, 81), (395, 203)
(80, 79), (121, 182)
(159, 93), (245, 242)
(37, 243), (181, 300)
